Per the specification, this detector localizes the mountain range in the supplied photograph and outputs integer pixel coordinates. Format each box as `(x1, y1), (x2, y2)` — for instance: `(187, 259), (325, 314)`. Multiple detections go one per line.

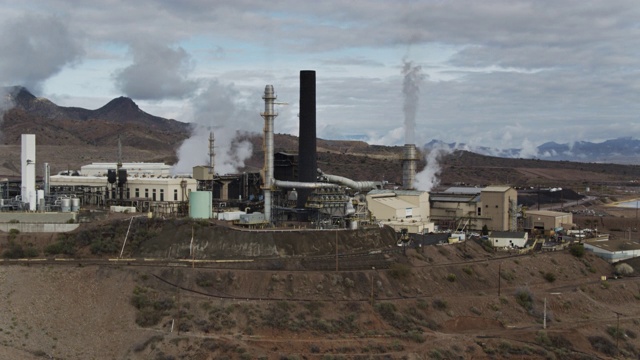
(1, 86), (190, 148)
(425, 138), (640, 165)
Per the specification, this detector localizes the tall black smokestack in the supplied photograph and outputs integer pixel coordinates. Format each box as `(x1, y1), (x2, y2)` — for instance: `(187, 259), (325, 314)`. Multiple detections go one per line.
(297, 70), (317, 208)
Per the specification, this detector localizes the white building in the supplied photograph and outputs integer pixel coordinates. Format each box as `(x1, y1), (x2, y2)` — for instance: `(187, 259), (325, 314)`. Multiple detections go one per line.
(50, 174), (197, 215)
(584, 239), (640, 263)
(489, 231), (529, 248)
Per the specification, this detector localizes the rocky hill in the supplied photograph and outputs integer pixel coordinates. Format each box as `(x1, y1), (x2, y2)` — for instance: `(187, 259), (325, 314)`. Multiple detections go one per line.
(1, 87), (190, 148)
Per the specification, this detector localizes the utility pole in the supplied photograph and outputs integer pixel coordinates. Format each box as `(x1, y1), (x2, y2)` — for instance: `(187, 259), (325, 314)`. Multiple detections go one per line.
(614, 311), (623, 352)
(335, 231), (338, 272)
(543, 297), (547, 329)
(498, 262), (502, 297)
(370, 267), (376, 306)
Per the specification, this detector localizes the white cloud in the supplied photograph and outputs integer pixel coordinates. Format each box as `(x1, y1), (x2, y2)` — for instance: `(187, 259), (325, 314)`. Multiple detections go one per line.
(0, 0), (638, 153)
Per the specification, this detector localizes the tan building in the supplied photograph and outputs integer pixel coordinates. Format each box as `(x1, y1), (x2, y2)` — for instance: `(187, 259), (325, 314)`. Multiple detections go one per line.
(429, 186), (518, 232)
(524, 209), (573, 231)
(366, 190), (435, 234)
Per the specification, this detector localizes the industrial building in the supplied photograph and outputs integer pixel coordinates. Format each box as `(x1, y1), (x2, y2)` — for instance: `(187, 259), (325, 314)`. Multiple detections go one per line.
(50, 172), (197, 215)
(583, 239), (640, 263)
(524, 209), (574, 231)
(429, 186), (518, 232)
(366, 189), (434, 234)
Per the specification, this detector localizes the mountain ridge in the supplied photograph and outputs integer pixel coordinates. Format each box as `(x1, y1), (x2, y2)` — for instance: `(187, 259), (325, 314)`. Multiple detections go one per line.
(1, 87), (190, 149)
(425, 137), (640, 164)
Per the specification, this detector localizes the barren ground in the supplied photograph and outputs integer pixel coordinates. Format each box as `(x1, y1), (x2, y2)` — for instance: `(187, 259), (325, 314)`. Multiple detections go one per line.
(0, 223), (638, 359)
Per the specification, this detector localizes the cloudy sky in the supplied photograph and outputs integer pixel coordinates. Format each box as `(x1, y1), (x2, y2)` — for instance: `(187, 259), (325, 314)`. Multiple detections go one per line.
(1, 0), (639, 163)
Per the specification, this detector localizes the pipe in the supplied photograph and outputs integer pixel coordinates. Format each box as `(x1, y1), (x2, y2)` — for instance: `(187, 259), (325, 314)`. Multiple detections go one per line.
(261, 85), (277, 222)
(318, 170), (383, 191)
(44, 162), (50, 196)
(273, 179), (339, 189)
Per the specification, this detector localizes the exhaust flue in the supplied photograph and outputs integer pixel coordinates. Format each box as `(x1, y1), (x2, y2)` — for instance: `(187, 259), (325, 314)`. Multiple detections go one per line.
(297, 70), (317, 208)
(402, 144), (418, 189)
(261, 85), (277, 222)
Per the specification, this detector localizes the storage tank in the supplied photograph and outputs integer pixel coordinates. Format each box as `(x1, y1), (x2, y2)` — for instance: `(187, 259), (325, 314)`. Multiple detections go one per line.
(189, 191), (212, 219)
(37, 190), (45, 211)
(71, 198), (80, 212)
(60, 198), (71, 212)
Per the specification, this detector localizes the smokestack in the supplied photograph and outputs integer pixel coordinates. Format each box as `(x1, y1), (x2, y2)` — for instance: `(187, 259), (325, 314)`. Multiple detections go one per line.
(297, 70), (317, 208)
(402, 144), (418, 189)
(261, 85), (277, 222)
(21, 134), (36, 211)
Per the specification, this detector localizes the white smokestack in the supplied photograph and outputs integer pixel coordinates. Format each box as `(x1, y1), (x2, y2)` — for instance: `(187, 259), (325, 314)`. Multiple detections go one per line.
(21, 134), (36, 211)
(261, 85), (277, 223)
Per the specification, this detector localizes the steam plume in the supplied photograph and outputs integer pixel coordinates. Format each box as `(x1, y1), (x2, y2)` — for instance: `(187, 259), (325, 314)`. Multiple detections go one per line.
(172, 80), (258, 175)
(402, 58), (425, 145)
(114, 42), (197, 100)
(0, 89), (14, 141)
(0, 14), (83, 93)
(414, 145), (452, 192)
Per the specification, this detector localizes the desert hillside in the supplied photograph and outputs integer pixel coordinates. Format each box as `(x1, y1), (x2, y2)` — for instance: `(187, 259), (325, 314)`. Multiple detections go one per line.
(0, 233), (637, 359)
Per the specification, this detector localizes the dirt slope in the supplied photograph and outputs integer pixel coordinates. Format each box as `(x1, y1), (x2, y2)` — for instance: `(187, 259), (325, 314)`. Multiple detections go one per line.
(0, 237), (638, 360)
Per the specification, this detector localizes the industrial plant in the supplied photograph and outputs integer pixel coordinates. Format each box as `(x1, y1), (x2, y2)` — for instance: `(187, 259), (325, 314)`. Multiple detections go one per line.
(1, 70), (528, 248)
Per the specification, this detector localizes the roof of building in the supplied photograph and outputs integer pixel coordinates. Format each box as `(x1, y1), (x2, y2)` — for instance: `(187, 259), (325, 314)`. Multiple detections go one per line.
(585, 239), (640, 252)
(526, 210), (572, 217)
(50, 175), (197, 185)
(443, 187), (483, 195)
(81, 162), (171, 170)
(490, 231), (527, 238)
(368, 189), (426, 197)
(482, 186), (512, 193)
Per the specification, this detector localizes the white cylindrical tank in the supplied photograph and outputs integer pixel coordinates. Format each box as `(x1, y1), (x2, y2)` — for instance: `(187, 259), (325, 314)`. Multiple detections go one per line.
(71, 198), (80, 212)
(37, 190), (45, 211)
(189, 191), (213, 219)
(61, 198), (71, 212)
(350, 219), (358, 230)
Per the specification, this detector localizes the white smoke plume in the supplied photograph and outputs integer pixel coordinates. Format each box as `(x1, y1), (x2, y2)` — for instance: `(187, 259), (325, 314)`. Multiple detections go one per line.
(0, 88), (15, 141)
(113, 42), (198, 100)
(0, 14), (83, 93)
(402, 58), (426, 145)
(414, 145), (453, 192)
(172, 80), (259, 175)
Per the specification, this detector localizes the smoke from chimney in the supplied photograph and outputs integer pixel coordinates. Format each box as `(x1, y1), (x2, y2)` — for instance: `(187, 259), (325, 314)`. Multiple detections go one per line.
(402, 58), (425, 145)
(173, 80), (257, 175)
(0, 89), (14, 141)
(414, 145), (453, 192)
